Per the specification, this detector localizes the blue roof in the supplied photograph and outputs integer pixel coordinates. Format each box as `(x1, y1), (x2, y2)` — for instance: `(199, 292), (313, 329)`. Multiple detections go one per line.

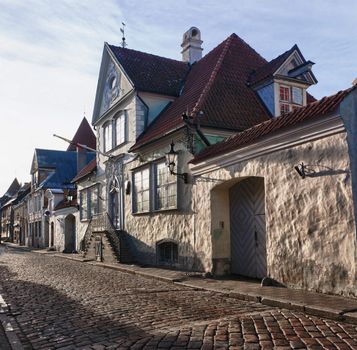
(35, 149), (95, 189)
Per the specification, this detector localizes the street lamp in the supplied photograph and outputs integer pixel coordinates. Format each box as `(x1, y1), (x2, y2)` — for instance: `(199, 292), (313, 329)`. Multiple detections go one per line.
(165, 141), (188, 184)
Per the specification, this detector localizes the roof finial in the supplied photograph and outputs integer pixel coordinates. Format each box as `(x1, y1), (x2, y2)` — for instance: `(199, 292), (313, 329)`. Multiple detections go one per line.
(120, 22), (127, 48)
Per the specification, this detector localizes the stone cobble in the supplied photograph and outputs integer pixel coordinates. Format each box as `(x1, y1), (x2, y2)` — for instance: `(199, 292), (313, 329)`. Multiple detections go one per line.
(0, 247), (357, 349)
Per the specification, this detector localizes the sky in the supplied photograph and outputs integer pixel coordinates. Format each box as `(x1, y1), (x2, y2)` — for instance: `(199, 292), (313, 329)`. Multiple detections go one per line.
(0, 0), (356, 194)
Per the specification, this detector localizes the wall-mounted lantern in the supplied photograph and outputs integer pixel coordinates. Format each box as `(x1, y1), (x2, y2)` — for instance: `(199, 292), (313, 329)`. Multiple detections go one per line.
(165, 141), (188, 184)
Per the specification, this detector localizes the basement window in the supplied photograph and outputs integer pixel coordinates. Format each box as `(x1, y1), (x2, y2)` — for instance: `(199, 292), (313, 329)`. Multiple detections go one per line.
(157, 240), (178, 264)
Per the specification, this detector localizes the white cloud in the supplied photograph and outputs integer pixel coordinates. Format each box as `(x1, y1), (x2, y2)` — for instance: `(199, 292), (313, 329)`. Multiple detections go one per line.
(0, 0), (356, 192)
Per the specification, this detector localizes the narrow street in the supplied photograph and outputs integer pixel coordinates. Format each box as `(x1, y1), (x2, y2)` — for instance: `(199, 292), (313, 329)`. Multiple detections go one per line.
(0, 246), (357, 350)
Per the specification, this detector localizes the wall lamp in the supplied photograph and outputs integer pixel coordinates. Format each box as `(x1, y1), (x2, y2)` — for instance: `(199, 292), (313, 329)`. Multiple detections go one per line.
(294, 162), (306, 179)
(166, 141), (189, 184)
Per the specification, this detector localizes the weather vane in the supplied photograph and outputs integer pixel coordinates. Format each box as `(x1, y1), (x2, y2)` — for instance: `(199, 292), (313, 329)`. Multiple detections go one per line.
(120, 22), (127, 48)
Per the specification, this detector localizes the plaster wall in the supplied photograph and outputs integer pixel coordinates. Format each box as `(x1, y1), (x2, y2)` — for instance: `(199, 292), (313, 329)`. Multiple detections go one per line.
(123, 140), (204, 270)
(194, 131), (356, 297)
(50, 208), (78, 252)
(138, 92), (173, 126)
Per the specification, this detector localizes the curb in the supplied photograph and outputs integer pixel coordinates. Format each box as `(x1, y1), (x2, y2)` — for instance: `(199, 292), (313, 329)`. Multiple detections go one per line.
(5, 244), (357, 325)
(0, 293), (23, 350)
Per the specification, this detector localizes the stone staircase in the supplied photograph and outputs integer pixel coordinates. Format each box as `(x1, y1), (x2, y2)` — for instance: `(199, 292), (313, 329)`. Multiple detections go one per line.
(81, 213), (132, 264)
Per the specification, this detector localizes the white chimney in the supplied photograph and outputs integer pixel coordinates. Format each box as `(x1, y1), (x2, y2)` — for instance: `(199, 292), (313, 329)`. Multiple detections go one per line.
(181, 27), (203, 64)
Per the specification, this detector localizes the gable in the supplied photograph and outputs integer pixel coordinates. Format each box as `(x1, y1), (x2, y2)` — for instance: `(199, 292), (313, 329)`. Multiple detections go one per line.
(275, 50), (304, 76)
(92, 44), (134, 126)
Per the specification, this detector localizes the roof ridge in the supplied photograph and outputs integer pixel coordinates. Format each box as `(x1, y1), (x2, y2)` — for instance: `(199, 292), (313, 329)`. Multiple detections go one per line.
(191, 34), (234, 117)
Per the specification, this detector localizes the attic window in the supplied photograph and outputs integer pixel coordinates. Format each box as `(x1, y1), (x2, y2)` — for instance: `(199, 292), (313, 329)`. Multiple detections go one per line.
(279, 84), (303, 115)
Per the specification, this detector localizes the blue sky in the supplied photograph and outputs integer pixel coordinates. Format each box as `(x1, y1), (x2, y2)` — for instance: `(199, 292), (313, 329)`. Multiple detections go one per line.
(0, 0), (356, 194)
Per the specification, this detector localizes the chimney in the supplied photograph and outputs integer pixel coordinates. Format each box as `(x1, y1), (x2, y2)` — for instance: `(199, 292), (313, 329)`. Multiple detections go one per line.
(181, 27), (203, 64)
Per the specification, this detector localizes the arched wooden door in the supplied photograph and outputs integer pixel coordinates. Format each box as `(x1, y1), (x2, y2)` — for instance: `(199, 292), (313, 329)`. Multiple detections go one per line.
(229, 177), (267, 279)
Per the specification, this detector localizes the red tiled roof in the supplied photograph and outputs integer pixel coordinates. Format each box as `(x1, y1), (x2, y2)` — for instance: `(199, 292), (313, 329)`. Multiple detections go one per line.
(191, 87), (355, 165)
(71, 158), (96, 183)
(248, 45), (297, 86)
(131, 33), (271, 150)
(108, 45), (190, 97)
(67, 117), (96, 151)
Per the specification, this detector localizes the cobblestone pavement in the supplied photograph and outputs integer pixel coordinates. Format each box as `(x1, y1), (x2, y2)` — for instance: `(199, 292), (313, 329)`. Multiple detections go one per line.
(0, 247), (357, 349)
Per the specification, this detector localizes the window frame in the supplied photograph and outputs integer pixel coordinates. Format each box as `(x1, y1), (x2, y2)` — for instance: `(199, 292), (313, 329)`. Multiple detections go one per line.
(279, 84), (304, 115)
(131, 158), (180, 215)
(153, 159), (178, 211)
(132, 166), (151, 214)
(114, 111), (126, 148)
(156, 240), (179, 265)
(103, 121), (113, 153)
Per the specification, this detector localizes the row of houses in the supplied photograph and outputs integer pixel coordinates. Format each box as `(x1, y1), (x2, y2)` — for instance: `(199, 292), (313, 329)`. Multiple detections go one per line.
(1, 27), (356, 298)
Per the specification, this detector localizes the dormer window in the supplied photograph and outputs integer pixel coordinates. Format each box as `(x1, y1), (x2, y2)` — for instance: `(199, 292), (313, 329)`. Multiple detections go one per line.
(279, 84), (303, 115)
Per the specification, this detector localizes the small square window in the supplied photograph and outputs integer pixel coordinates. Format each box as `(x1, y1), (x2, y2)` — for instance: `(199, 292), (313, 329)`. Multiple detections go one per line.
(280, 103), (290, 115)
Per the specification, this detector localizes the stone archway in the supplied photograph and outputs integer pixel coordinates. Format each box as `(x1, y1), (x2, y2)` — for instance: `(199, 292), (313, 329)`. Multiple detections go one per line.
(64, 214), (76, 253)
(229, 177), (267, 278)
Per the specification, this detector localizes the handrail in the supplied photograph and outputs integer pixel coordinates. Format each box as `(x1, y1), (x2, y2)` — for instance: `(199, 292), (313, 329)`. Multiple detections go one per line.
(81, 212), (123, 261)
(81, 215), (94, 253)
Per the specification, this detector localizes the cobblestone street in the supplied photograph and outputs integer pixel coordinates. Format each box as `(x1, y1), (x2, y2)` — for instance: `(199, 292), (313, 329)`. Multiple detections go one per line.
(0, 247), (357, 349)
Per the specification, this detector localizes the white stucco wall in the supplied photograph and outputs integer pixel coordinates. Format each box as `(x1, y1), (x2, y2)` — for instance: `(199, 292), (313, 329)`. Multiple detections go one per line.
(119, 129), (356, 296)
(192, 131), (356, 297)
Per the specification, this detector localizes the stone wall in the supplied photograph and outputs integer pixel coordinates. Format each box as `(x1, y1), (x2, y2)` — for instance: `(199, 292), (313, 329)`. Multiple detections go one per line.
(193, 131), (356, 297)
(123, 140), (201, 270)
(121, 130), (356, 296)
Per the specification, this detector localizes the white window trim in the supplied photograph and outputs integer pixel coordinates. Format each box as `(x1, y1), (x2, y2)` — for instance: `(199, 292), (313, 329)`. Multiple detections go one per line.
(153, 160), (178, 211)
(132, 166), (151, 214)
(114, 111), (127, 148)
(103, 121), (112, 153)
(132, 159), (179, 215)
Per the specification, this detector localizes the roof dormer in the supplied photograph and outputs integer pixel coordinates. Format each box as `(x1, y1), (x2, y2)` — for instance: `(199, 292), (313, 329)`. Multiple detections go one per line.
(249, 45), (317, 117)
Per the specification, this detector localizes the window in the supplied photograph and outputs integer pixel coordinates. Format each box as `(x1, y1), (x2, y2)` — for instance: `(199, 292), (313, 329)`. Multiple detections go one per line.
(80, 185), (99, 221)
(114, 112), (126, 146)
(279, 84), (304, 115)
(133, 168), (150, 213)
(157, 241), (178, 264)
(154, 162), (177, 210)
(103, 122), (112, 152)
(280, 103), (290, 115)
(279, 86), (290, 102)
(103, 111), (127, 153)
(292, 86), (303, 105)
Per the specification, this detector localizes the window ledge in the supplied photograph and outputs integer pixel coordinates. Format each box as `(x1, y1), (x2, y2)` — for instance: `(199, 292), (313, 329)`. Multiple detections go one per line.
(132, 208), (179, 216)
(132, 211), (151, 216)
(152, 207), (179, 213)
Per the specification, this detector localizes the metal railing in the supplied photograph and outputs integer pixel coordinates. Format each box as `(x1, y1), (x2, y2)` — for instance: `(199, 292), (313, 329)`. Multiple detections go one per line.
(81, 212), (122, 261)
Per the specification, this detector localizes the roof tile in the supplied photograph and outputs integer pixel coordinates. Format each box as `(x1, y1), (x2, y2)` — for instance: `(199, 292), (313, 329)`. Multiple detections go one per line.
(108, 45), (190, 97)
(131, 34), (271, 150)
(191, 87), (354, 164)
